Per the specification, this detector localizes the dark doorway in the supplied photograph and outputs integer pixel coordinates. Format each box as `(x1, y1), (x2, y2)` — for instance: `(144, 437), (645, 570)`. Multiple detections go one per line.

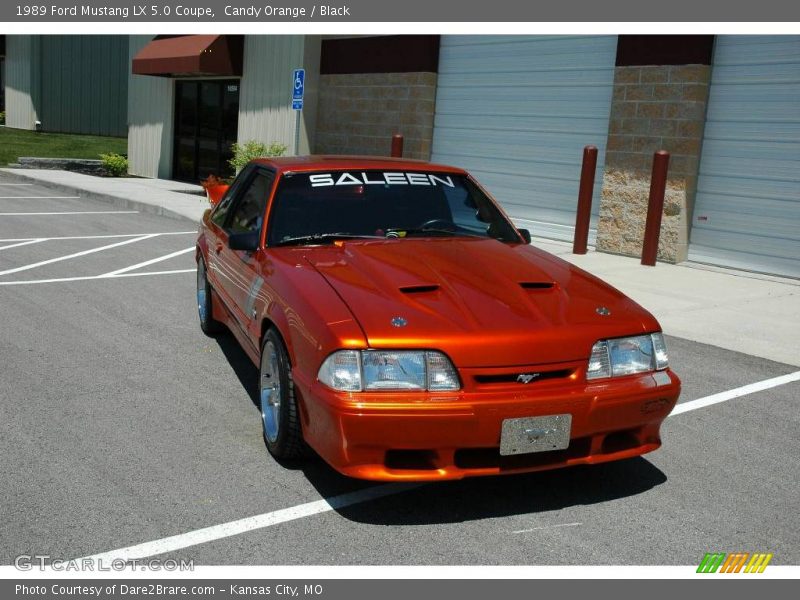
(173, 79), (239, 182)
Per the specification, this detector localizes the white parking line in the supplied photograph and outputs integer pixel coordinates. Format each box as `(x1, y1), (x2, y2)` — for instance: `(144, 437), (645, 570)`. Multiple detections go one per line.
(0, 232), (196, 243)
(0, 234), (157, 276)
(75, 370), (800, 563)
(0, 269), (195, 286)
(0, 211), (138, 216)
(0, 196), (81, 199)
(80, 483), (421, 564)
(101, 247), (196, 277)
(114, 269), (195, 279)
(512, 522), (582, 534)
(0, 239), (45, 251)
(669, 371), (800, 415)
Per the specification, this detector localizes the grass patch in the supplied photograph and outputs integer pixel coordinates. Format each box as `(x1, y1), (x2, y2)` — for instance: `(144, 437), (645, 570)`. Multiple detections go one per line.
(0, 127), (127, 166)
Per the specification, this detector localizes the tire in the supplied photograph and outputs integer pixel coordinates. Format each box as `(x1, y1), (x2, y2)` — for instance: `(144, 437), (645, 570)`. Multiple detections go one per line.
(197, 257), (223, 335)
(259, 329), (305, 459)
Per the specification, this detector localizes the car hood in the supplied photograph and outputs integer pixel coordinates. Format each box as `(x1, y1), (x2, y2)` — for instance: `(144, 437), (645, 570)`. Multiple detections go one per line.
(300, 238), (660, 367)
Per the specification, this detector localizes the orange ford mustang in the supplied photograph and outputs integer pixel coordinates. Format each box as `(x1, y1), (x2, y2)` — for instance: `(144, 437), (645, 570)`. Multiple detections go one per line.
(196, 156), (680, 481)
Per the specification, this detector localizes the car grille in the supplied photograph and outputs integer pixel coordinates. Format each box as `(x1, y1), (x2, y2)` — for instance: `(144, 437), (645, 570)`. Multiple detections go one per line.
(472, 368), (574, 385)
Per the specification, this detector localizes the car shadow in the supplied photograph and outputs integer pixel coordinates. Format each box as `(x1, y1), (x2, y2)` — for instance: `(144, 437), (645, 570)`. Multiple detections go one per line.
(301, 456), (667, 526)
(215, 332), (260, 409)
(215, 332), (669, 526)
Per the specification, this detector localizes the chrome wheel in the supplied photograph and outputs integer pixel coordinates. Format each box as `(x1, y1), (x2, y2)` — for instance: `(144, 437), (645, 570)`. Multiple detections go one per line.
(259, 329), (305, 459)
(260, 340), (281, 443)
(197, 257), (222, 335)
(197, 261), (208, 324)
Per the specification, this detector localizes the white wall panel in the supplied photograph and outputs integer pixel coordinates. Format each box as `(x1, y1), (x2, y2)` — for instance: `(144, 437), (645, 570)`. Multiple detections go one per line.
(127, 35), (174, 179)
(431, 35), (617, 242)
(5, 35), (39, 130)
(690, 36), (800, 278)
(237, 35), (319, 155)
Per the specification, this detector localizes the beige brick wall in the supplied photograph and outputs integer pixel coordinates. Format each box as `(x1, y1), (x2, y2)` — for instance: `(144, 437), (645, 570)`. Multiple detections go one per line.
(314, 72), (437, 160)
(597, 65), (710, 263)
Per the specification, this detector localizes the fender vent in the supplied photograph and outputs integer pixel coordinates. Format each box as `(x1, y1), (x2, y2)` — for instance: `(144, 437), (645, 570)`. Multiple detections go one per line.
(519, 282), (554, 290)
(399, 284), (440, 294)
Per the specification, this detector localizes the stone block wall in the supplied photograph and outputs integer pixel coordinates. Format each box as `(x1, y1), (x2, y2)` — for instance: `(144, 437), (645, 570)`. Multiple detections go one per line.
(314, 72), (437, 160)
(597, 64), (711, 262)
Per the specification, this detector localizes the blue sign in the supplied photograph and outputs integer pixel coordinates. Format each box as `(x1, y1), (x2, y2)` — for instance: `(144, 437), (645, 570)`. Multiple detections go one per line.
(292, 68), (305, 110)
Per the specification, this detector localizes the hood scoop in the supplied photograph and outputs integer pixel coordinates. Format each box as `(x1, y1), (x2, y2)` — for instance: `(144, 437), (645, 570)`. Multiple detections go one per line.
(519, 281), (555, 290)
(399, 284), (440, 294)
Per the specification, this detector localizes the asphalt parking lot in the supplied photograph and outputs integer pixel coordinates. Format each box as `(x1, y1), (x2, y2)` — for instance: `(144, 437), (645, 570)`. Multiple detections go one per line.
(1, 174), (798, 566)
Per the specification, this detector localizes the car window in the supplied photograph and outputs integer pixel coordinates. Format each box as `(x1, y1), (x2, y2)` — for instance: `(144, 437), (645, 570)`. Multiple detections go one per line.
(210, 166), (252, 228)
(228, 170), (273, 234)
(441, 179), (515, 240)
(266, 170), (520, 245)
(441, 181), (490, 234)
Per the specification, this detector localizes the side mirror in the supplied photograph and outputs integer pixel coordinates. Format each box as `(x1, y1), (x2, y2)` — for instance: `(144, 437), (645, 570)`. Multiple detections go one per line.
(228, 231), (260, 252)
(518, 228), (532, 244)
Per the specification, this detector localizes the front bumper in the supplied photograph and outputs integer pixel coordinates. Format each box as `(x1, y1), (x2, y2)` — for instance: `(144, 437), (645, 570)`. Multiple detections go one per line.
(296, 368), (680, 481)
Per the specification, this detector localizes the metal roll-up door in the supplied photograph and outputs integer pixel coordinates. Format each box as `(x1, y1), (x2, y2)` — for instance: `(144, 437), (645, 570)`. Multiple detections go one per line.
(431, 35), (617, 242)
(689, 36), (800, 278)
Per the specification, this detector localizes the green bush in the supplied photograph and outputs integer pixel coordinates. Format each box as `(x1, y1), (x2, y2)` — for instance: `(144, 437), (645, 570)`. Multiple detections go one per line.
(100, 152), (129, 177)
(229, 140), (287, 174)
(0, 112), (5, 125)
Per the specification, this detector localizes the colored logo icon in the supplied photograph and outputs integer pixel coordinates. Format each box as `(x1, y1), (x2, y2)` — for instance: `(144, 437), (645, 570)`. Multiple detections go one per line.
(697, 552), (773, 573)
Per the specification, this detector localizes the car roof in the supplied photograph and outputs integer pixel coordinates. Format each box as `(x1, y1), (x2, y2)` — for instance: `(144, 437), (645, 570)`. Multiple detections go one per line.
(251, 155), (467, 175)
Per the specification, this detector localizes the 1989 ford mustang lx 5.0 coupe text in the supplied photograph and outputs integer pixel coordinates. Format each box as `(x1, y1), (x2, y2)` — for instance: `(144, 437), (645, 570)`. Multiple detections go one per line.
(196, 156), (680, 481)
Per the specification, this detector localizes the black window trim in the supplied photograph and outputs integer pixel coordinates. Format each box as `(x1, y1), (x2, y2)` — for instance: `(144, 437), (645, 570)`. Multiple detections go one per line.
(209, 164), (254, 229)
(211, 165), (276, 232)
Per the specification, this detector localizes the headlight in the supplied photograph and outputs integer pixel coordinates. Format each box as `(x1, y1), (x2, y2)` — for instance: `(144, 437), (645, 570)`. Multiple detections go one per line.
(318, 350), (460, 392)
(317, 349), (361, 391)
(586, 333), (668, 380)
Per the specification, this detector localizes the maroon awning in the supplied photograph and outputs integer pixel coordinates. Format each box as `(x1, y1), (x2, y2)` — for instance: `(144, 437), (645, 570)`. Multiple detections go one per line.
(132, 35), (243, 77)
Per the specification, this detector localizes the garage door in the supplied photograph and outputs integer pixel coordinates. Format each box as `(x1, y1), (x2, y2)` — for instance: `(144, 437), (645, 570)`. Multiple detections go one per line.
(431, 35), (617, 242)
(689, 36), (800, 278)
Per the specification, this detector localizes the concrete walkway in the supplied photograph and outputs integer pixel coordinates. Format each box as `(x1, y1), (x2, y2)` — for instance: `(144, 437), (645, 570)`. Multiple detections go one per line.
(2, 167), (797, 367)
(537, 239), (799, 367)
(0, 168), (208, 222)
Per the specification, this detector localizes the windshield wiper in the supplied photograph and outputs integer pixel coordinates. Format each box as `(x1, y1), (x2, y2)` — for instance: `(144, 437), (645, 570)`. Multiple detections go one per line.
(273, 232), (383, 247)
(385, 227), (485, 239)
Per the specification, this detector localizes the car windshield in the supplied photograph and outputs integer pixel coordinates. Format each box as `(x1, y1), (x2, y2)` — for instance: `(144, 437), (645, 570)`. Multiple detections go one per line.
(267, 170), (521, 246)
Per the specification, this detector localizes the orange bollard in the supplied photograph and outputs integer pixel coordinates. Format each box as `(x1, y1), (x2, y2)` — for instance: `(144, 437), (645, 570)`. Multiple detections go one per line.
(391, 134), (404, 158)
(641, 150), (671, 266)
(573, 145), (598, 255)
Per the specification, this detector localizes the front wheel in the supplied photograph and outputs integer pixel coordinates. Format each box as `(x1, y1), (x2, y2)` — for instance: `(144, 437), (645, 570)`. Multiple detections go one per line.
(197, 257), (223, 335)
(260, 329), (305, 459)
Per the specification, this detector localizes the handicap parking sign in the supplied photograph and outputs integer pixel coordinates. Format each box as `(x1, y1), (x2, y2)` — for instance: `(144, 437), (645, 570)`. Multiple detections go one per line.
(292, 68), (305, 110)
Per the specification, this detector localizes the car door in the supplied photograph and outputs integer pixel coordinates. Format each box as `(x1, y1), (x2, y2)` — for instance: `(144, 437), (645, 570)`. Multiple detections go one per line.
(215, 168), (275, 343)
(204, 165), (255, 314)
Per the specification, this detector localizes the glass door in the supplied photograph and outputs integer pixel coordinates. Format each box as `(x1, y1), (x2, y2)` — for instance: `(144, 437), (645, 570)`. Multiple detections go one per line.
(173, 79), (240, 182)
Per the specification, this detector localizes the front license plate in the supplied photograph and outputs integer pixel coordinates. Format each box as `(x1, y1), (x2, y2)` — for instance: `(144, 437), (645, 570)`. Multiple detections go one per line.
(499, 414), (572, 456)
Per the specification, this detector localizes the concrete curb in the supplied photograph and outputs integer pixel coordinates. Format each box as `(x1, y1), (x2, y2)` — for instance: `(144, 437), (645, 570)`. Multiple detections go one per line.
(0, 168), (203, 224)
